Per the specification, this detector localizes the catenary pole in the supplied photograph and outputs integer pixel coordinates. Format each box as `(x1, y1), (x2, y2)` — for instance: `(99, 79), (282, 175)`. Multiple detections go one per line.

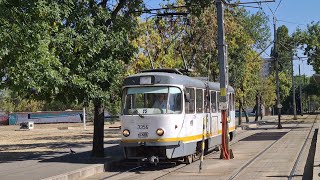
(216, 0), (232, 160)
(273, 16), (282, 129)
(299, 64), (303, 116)
(291, 55), (297, 120)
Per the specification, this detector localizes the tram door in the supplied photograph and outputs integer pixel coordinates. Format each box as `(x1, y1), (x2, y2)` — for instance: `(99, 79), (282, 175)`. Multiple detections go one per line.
(210, 91), (219, 135)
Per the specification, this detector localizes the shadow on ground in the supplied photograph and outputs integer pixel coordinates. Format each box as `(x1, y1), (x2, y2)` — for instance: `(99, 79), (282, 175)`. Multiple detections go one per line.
(0, 140), (121, 164)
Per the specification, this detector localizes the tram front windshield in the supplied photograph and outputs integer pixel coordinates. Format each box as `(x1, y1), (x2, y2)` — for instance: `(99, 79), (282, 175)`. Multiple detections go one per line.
(123, 86), (182, 115)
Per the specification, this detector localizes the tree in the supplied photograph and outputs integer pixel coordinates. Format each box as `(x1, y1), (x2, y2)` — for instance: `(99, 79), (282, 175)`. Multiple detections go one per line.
(142, 1), (271, 124)
(270, 25), (293, 111)
(294, 22), (320, 73)
(0, 0), (143, 157)
(130, 17), (185, 73)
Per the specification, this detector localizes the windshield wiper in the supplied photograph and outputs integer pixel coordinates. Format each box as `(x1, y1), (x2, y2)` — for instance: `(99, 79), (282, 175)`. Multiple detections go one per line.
(133, 109), (144, 118)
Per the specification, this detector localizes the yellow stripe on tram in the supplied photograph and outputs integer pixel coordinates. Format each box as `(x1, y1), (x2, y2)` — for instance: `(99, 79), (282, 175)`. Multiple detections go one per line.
(122, 126), (236, 143)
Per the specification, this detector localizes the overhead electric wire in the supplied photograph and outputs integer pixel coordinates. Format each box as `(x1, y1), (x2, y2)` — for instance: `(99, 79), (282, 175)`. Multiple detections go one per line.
(276, 19), (307, 26)
(277, 40), (308, 60)
(226, 6), (273, 61)
(274, 0), (283, 13)
(225, 0), (275, 5)
(135, 1), (217, 14)
(254, 1), (274, 28)
(263, 51), (272, 58)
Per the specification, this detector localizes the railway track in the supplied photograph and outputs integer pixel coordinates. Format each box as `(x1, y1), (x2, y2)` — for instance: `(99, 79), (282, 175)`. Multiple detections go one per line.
(288, 114), (318, 179)
(90, 115), (317, 180)
(228, 114), (318, 180)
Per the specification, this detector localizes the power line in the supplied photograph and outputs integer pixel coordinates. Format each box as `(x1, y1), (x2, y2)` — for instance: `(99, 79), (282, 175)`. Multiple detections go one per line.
(225, 0), (275, 5)
(254, 1), (275, 31)
(263, 51), (272, 58)
(277, 19), (307, 26)
(226, 6), (273, 57)
(274, 0), (283, 13)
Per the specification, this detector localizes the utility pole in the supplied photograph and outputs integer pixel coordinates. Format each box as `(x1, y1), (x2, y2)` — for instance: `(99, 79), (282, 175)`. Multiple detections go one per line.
(273, 16), (282, 129)
(216, 0), (233, 160)
(214, 0), (275, 161)
(299, 64), (303, 116)
(291, 55), (297, 120)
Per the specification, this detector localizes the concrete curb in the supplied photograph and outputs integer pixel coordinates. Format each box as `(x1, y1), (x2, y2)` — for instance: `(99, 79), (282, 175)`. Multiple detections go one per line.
(42, 158), (123, 180)
(313, 124), (320, 180)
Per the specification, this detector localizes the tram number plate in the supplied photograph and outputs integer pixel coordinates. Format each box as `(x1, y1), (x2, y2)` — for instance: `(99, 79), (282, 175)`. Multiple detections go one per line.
(138, 132), (148, 138)
(137, 124), (148, 129)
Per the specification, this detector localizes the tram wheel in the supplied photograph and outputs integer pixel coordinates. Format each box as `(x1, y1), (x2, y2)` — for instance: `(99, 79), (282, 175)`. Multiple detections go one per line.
(184, 155), (193, 164)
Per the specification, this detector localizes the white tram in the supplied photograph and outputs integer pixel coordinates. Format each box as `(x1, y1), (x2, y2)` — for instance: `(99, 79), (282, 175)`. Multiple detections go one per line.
(120, 69), (236, 163)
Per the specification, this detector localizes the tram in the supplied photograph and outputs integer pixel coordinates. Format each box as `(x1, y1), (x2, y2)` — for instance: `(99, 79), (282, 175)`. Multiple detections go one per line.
(120, 69), (236, 164)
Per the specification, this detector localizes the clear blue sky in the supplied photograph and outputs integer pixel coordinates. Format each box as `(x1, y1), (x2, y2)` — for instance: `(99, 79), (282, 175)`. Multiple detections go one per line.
(145, 0), (319, 76)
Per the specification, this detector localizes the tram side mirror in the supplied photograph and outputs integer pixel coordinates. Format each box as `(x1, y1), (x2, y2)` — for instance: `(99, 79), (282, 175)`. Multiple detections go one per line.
(185, 93), (191, 102)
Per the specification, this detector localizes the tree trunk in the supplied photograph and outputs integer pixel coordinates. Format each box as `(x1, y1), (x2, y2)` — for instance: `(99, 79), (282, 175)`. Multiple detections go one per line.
(238, 99), (242, 125)
(254, 93), (260, 122)
(242, 106), (249, 123)
(92, 100), (105, 157)
(260, 95), (263, 120)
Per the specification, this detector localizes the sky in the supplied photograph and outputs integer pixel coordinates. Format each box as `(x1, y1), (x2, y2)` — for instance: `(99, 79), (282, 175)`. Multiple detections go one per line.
(145, 0), (319, 76)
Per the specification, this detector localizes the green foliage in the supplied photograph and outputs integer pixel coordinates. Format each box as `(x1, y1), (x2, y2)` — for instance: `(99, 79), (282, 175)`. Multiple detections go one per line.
(0, 89), (83, 112)
(0, 0), (144, 157)
(259, 76), (276, 107)
(269, 25), (293, 104)
(130, 1), (272, 109)
(225, 7), (271, 108)
(291, 22), (320, 111)
(276, 25), (293, 73)
(0, 0), (143, 115)
(293, 22), (320, 73)
(131, 17), (184, 72)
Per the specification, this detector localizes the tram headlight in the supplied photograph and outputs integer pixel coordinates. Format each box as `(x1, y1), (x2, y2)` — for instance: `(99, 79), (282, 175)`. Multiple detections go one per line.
(123, 129), (130, 137)
(156, 128), (164, 136)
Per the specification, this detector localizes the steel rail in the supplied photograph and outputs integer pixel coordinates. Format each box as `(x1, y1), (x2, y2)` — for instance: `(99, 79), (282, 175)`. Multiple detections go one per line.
(100, 118), (286, 180)
(228, 118), (307, 180)
(288, 114), (318, 179)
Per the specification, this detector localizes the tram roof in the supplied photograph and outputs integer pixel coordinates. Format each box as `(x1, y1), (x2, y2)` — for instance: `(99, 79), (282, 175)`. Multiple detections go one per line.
(123, 72), (234, 93)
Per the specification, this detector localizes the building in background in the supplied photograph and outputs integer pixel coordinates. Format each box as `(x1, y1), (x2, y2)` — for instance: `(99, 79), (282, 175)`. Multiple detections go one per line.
(260, 58), (273, 79)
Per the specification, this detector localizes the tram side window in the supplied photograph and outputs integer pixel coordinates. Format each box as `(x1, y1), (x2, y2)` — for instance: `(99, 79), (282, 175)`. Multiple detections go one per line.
(196, 89), (203, 113)
(185, 88), (195, 114)
(210, 91), (217, 113)
(205, 90), (210, 113)
(232, 93), (235, 111)
(229, 93), (234, 111)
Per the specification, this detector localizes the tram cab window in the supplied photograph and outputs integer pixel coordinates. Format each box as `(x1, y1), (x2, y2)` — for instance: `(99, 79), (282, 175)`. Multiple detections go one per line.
(185, 88), (195, 114)
(210, 91), (217, 113)
(196, 89), (204, 113)
(123, 86), (182, 115)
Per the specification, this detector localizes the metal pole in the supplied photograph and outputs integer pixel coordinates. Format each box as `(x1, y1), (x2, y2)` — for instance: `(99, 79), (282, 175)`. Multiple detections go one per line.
(291, 55), (297, 120)
(199, 116), (206, 172)
(83, 106), (86, 130)
(299, 64), (303, 116)
(273, 16), (282, 129)
(216, 0), (232, 160)
(309, 96), (311, 113)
